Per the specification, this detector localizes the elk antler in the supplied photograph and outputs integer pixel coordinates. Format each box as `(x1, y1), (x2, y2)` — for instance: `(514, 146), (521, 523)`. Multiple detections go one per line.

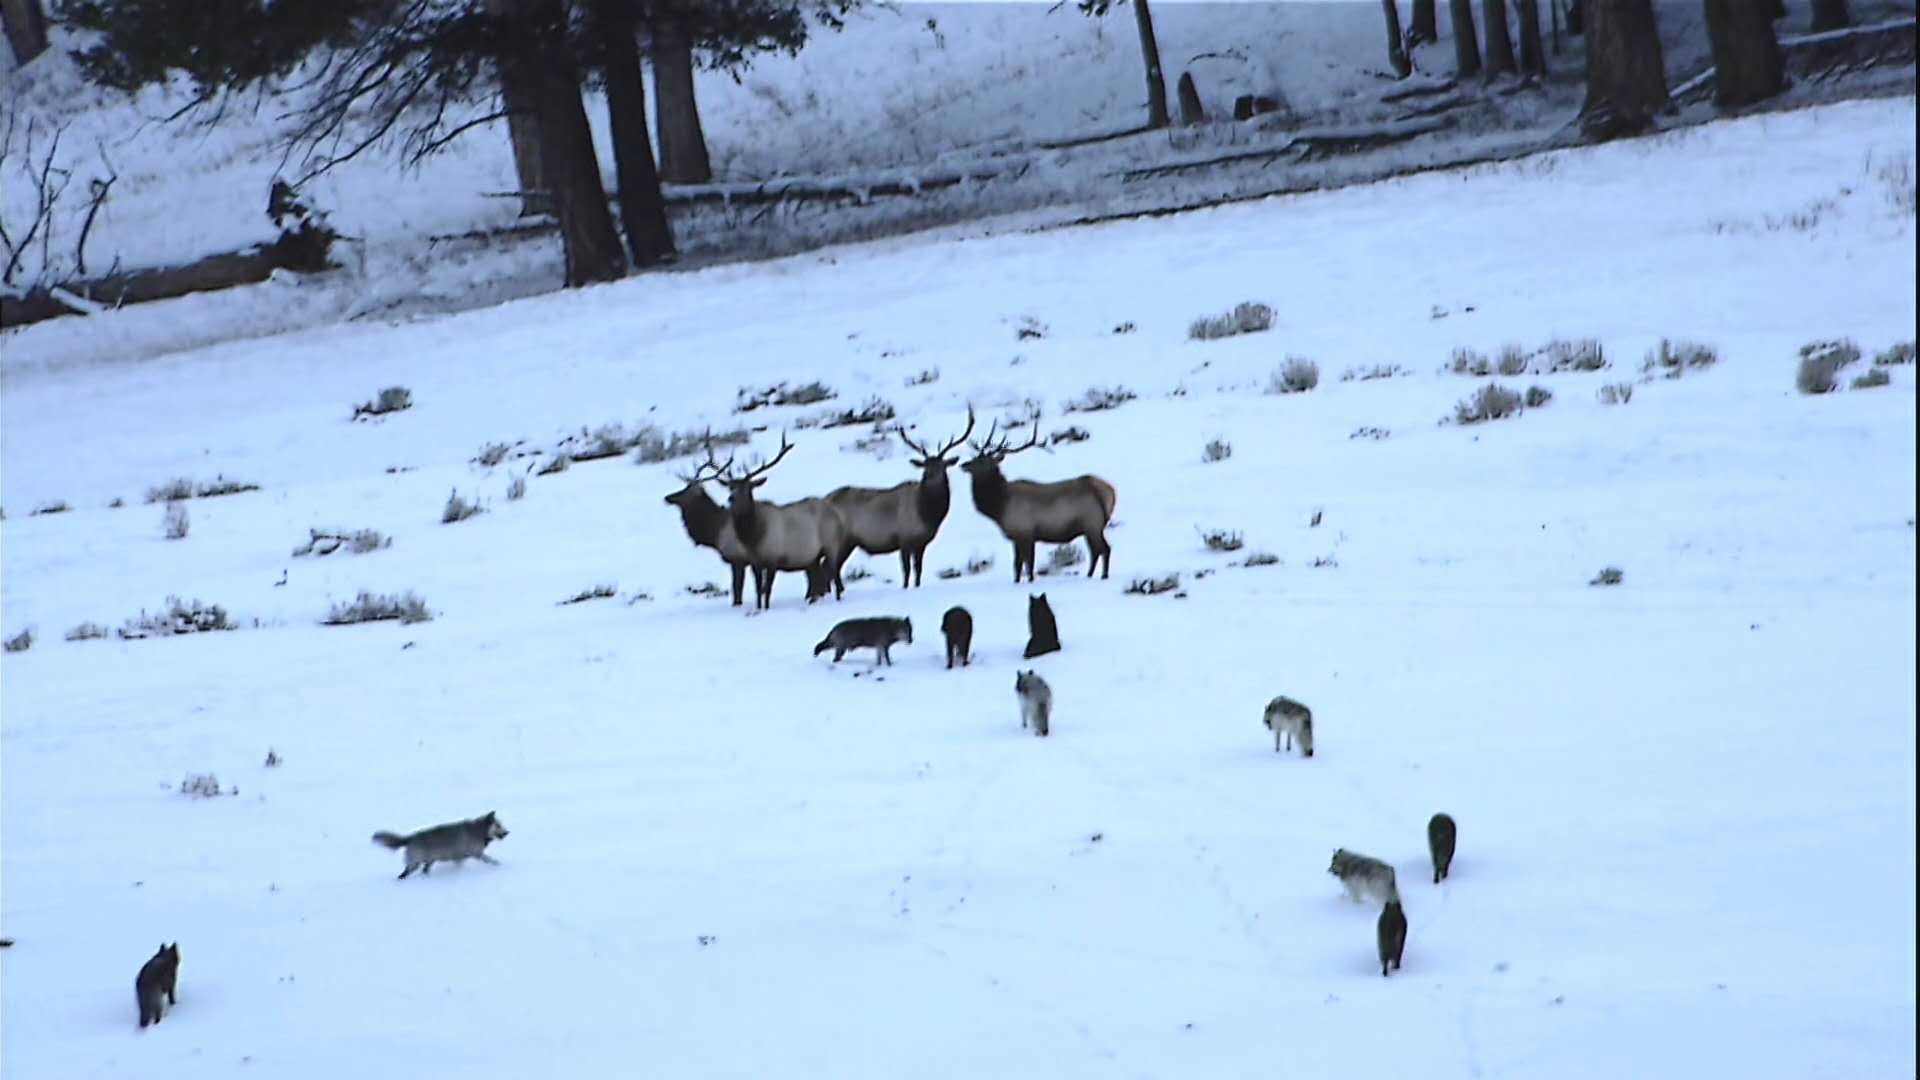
(728, 430), (794, 483)
(973, 413), (1042, 460)
(899, 405), (977, 461)
(677, 433), (735, 484)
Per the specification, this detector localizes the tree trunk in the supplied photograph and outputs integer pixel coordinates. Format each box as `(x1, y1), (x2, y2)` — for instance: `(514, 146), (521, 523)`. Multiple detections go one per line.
(1568, 0), (1582, 35)
(524, 2), (625, 287)
(1516, 0), (1547, 75)
(599, 8), (675, 266)
(1809, 0), (1851, 32)
(1703, 0), (1783, 109)
(1, 0), (49, 65)
(1482, 0), (1518, 78)
(1448, 0), (1482, 79)
(1410, 0), (1439, 44)
(485, 0), (550, 217)
(652, 24), (713, 185)
(1579, 0), (1667, 141)
(1131, 0), (1171, 129)
(1382, 0), (1412, 76)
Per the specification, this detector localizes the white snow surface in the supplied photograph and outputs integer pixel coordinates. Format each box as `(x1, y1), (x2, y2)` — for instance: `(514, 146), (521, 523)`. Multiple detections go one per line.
(2, 96), (1916, 1079)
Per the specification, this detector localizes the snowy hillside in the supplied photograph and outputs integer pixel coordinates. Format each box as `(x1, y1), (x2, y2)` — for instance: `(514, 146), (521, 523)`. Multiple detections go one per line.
(2, 94), (1917, 1078)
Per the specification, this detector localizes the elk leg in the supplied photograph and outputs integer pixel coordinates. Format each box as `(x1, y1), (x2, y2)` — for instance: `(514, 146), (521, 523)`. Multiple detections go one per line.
(729, 562), (747, 606)
(899, 549), (913, 588)
(1021, 541), (1039, 583)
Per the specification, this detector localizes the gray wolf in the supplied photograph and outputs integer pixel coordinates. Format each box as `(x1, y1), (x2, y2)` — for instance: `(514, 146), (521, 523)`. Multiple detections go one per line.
(1023, 593), (1061, 659)
(1329, 848), (1399, 904)
(135, 942), (180, 1027)
(814, 617), (913, 666)
(1263, 696), (1314, 757)
(372, 812), (510, 880)
(941, 606), (973, 668)
(1016, 670), (1052, 737)
(1377, 900), (1407, 977)
(1428, 813), (1457, 883)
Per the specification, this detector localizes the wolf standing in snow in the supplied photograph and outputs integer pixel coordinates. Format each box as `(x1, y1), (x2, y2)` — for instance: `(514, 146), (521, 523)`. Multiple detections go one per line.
(135, 942), (180, 1028)
(1328, 848), (1399, 904)
(1015, 670), (1052, 737)
(1427, 813), (1457, 883)
(813, 616), (913, 666)
(941, 606), (972, 669)
(1262, 695), (1314, 757)
(372, 812), (510, 880)
(1377, 899), (1407, 977)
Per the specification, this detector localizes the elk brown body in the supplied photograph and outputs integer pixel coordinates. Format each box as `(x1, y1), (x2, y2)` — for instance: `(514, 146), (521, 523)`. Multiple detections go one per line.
(826, 410), (974, 588)
(715, 434), (853, 609)
(664, 448), (818, 605)
(960, 417), (1116, 583)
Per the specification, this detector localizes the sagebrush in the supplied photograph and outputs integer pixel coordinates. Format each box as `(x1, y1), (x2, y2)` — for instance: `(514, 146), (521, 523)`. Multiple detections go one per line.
(1188, 301), (1274, 341)
(1268, 356), (1319, 395)
(323, 591), (432, 626)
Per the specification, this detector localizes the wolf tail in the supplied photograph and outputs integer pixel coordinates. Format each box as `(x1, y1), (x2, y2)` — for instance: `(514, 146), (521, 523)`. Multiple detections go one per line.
(371, 831), (409, 849)
(813, 637), (833, 656)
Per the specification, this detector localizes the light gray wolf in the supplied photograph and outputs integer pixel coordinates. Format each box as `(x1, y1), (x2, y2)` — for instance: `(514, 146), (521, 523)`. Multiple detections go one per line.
(1428, 813), (1457, 883)
(372, 812), (510, 880)
(814, 617), (912, 666)
(135, 942), (180, 1027)
(1329, 848), (1399, 904)
(941, 606), (973, 669)
(1377, 900), (1407, 977)
(1016, 670), (1052, 737)
(1263, 696), (1314, 757)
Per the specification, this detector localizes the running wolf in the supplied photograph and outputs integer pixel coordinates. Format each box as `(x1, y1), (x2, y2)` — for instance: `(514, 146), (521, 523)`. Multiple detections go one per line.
(1015, 670), (1052, 737)
(1377, 900), (1407, 977)
(135, 942), (180, 1028)
(1329, 848), (1399, 904)
(813, 616), (913, 666)
(1262, 696), (1314, 757)
(372, 812), (510, 880)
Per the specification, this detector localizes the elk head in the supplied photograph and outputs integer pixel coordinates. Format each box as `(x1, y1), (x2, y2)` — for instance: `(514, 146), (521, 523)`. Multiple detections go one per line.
(897, 405), (975, 488)
(717, 431), (796, 532)
(959, 413), (1044, 482)
(663, 439), (734, 543)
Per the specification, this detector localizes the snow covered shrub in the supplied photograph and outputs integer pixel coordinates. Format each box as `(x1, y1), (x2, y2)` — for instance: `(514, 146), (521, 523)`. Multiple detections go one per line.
(1350, 426), (1391, 440)
(737, 381), (836, 412)
(1049, 426), (1091, 446)
(292, 529), (389, 557)
(179, 773), (233, 798)
(633, 425), (748, 465)
(1524, 385), (1553, 408)
(3, 628), (32, 652)
(1016, 317), (1049, 340)
(905, 368), (940, 387)
(1852, 368), (1891, 390)
(537, 453), (572, 475)
(1125, 573), (1181, 596)
(1268, 356), (1320, 394)
(1188, 301), (1274, 341)
(1241, 551), (1280, 567)
(1497, 344), (1531, 376)
(474, 441), (513, 468)
(1879, 155), (1916, 216)
(1590, 566), (1624, 587)
(1341, 364), (1406, 382)
(1202, 437), (1232, 463)
(507, 475), (527, 501)
(119, 597), (234, 639)
(1038, 544), (1084, 575)
(966, 555), (994, 576)
(146, 475), (260, 503)
(31, 500), (69, 515)
(1796, 340), (1861, 395)
(1597, 382), (1634, 405)
(1643, 339), (1719, 379)
(442, 489), (483, 524)
(937, 567), (963, 580)
(814, 397), (896, 429)
(65, 622), (109, 641)
(1198, 527), (1244, 552)
(109, 497), (125, 508)
(1449, 347), (1492, 376)
(1452, 383), (1524, 424)
(1542, 338), (1607, 372)
(353, 386), (412, 420)
(1064, 386), (1138, 413)
(1874, 341), (1915, 367)
(322, 591), (432, 626)
(558, 584), (617, 605)
(163, 501), (190, 540)
(685, 582), (727, 598)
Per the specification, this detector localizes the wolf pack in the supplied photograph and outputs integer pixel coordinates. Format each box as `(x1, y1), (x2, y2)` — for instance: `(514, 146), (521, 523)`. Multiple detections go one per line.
(120, 402), (1457, 1029)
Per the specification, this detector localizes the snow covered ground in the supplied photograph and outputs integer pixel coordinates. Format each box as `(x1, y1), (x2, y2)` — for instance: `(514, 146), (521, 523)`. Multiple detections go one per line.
(2, 95), (1916, 1078)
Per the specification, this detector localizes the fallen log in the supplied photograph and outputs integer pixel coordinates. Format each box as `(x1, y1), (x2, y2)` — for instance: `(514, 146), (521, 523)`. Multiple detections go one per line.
(1, 229), (334, 330)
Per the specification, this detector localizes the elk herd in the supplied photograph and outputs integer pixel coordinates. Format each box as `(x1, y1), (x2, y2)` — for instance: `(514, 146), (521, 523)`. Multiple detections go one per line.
(662, 407), (1118, 609)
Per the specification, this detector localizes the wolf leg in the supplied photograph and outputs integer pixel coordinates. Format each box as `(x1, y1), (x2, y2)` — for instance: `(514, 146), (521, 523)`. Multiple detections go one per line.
(476, 853), (501, 865)
(398, 861), (420, 880)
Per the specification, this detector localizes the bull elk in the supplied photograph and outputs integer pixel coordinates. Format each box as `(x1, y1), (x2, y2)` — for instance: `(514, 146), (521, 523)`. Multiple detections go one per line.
(825, 407), (975, 588)
(662, 447), (827, 607)
(718, 432), (853, 609)
(961, 416), (1116, 583)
